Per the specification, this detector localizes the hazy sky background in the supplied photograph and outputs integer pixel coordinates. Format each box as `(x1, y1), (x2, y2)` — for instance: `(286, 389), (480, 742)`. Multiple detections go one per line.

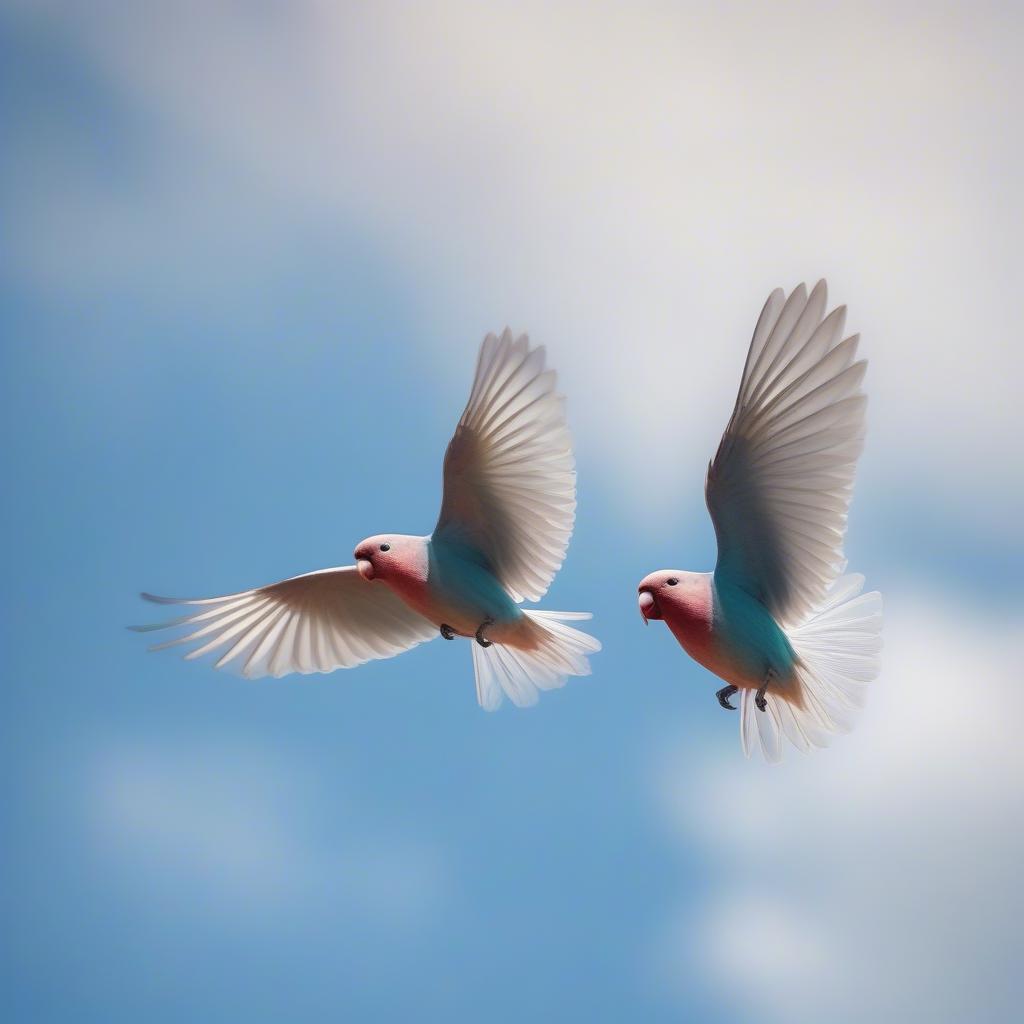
(3, 2), (1022, 1021)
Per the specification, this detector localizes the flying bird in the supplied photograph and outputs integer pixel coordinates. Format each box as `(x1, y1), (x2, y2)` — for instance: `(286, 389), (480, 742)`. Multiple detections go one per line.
(637, 281), (882, 761)
(134, 330), (600, 710)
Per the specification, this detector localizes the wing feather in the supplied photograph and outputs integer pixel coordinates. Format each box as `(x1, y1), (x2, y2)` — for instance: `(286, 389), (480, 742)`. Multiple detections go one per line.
(132, 566), (437, 677)
(707, 281), (868, 627)
(434, 330), (576, 603)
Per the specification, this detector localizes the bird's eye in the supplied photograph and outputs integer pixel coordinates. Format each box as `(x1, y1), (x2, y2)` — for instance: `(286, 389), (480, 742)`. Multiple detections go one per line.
(666, 578), (679, 586)
(379, 543), (391, 552)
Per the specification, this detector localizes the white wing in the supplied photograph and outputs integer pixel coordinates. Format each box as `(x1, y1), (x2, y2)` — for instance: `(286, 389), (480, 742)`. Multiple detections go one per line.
(706, 280), (867, 628)
(132, 566), (437, 677)
(434, 329), (576, 603)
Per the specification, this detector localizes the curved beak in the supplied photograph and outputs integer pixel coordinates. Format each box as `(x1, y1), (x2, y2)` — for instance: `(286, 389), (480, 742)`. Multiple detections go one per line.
(356, 558), (375, 581)
(638, 589), (660, 623)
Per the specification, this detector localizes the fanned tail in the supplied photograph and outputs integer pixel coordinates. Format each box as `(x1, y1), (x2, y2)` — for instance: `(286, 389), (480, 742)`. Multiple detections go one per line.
(741, 574), (883, 762)
(471, 610), (601, 710)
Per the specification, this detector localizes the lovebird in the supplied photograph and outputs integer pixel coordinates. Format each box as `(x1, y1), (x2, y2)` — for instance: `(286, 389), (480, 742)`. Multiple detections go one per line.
(134, 330), (600, 709)
(637, 281), (882, 761)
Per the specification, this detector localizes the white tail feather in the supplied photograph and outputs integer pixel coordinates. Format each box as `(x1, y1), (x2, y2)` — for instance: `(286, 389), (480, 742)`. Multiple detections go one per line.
(471, 610), (601, 710)
(741, 574), (883, 762)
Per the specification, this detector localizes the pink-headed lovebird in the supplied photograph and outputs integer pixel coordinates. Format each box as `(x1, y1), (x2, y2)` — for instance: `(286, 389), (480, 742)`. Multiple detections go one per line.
(637, 281), (882, 761)
(134, 330), (600, 709)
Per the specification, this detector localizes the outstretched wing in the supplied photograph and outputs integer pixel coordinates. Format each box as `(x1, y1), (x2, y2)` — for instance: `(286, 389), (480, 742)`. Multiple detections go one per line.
(706, 280), (867, 629)
(434, 329), (576, 603)
(132, 566), (437, 677)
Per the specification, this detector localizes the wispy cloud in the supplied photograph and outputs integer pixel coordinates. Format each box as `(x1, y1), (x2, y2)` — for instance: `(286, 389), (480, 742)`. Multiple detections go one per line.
(4, 5), (1023, 1018)
(89, 739), (448, 927)
(10, 1), (1023, 524)
(653, 585), (1024, 1022)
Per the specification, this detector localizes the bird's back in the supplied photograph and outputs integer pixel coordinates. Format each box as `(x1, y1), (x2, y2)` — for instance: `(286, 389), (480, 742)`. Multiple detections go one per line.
(422, 535), (521, 630)
(709, 578), (800, 696)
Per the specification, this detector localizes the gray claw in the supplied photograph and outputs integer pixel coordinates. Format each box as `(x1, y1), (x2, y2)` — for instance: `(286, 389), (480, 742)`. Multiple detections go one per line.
(716, 685), (738, 711)
(474, 618), (494, 648)
(440, 624), (456, 640)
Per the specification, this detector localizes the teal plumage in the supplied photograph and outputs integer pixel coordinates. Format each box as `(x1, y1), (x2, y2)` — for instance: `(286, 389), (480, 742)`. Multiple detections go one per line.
(639, 281), (882, 762)
(134, 330), (600, 709)
(711, 579), (797, 683)
(426, 534), (524, 628)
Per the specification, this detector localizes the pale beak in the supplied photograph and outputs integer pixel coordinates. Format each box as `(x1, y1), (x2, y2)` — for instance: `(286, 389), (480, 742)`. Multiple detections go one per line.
(638, 590), (656, 624)
(356, 559), (375, 581)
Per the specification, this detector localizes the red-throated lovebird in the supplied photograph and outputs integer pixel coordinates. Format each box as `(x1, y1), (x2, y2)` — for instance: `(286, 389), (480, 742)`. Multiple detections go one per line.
(134, 330), (599, 709)
(637, 281), (882, 761)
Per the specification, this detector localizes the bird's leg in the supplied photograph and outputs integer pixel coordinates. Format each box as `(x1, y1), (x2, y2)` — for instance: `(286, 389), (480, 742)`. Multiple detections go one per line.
(716, 685), (738, 711)
(439, 623), (456, 640)
(755, 671), (774, 712)
(474, 617), (494, 648)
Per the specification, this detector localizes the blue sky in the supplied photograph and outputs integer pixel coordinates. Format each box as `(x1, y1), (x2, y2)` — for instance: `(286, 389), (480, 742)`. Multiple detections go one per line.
(3, 3), (1023, 1022)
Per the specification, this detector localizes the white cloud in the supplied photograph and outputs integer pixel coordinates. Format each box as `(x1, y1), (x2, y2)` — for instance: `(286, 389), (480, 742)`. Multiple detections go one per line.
(10, 1), (1023, 524)
(653, 586), (1024, 1022)
(89, 739), (447, 926)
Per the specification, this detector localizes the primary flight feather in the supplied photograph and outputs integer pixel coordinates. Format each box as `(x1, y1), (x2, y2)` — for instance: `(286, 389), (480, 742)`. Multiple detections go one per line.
(134, 330), (600, 709)
(637, 281), (882, 761)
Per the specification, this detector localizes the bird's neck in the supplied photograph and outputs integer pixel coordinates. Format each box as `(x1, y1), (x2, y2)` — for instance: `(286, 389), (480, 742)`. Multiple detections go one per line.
(663, 573), (715, 654)
(380, 537), (430, 590)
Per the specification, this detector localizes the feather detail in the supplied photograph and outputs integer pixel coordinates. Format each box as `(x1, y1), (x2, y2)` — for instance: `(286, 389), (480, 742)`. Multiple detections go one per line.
(707, 280), (868, 628)
(435, 330), (576, 603)
(470, 610), (601, 710)
(132, 566), (437, 677)
(740, 575), (883, 762)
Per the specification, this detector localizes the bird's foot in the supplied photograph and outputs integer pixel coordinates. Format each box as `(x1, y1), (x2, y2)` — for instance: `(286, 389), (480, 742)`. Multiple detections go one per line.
(439, 623), (456, 640)
(755, 682), (769, 713)
(716, 685), (738, 711)
(474, 618), (494, 648)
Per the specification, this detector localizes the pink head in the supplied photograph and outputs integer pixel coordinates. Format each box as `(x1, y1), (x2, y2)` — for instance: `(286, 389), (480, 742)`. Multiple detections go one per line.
(637, 570), (711, 625)
(353, 534), (427, 583)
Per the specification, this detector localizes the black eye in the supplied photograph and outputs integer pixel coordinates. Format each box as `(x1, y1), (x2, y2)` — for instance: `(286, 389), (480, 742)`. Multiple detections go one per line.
(379, 543), (391, 552)
(666, 578), (679, 586)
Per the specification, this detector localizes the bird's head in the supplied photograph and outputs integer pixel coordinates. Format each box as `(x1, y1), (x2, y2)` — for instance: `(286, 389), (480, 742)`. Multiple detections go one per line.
(637, 570), (707, 624)
(353, 534), (426, 583)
